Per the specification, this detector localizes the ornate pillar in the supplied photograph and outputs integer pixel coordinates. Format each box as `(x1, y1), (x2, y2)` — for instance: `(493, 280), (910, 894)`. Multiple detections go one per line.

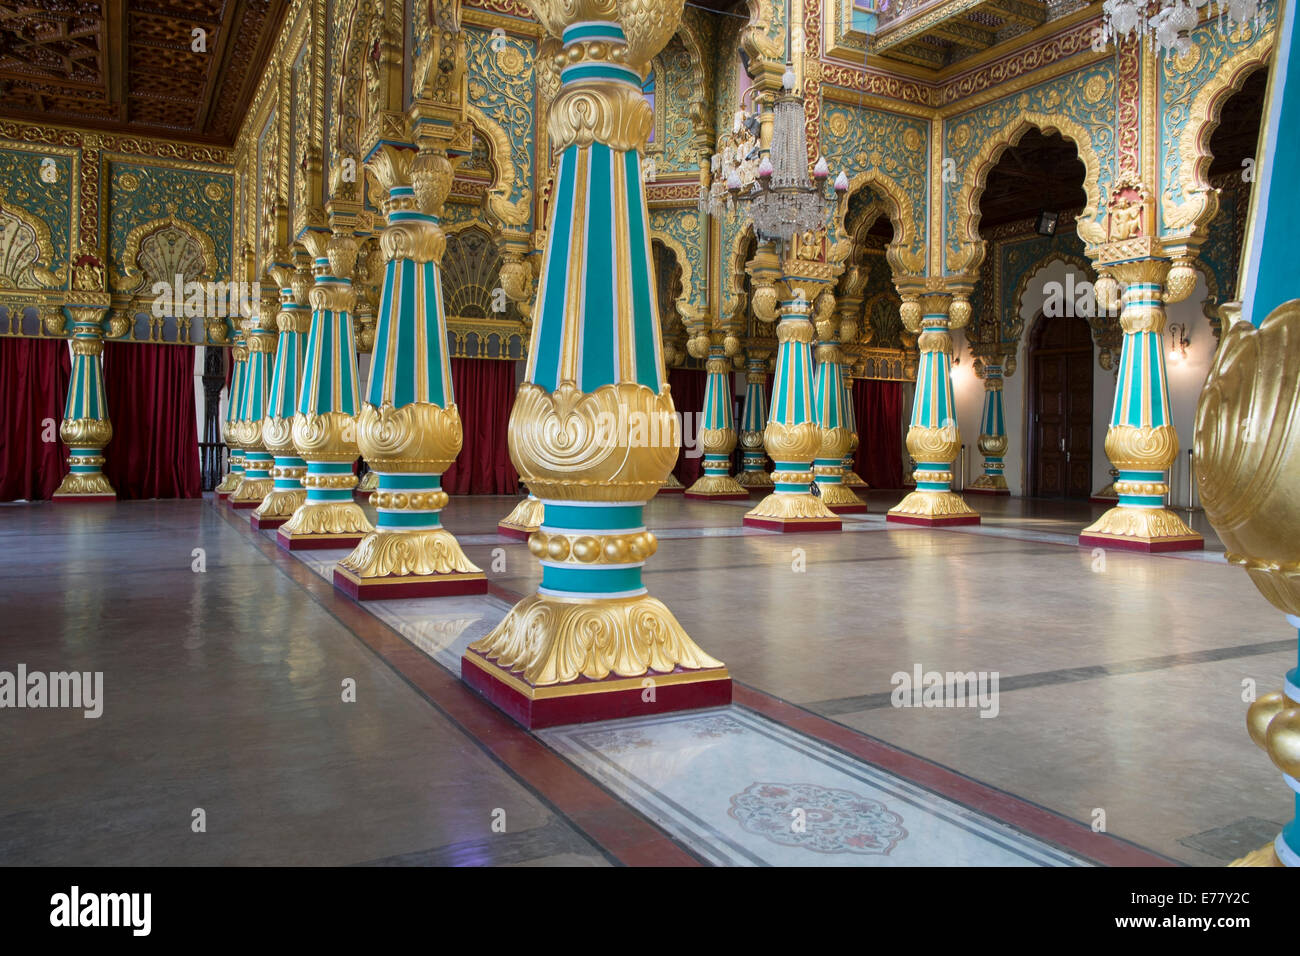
(967, 353), (1011, 496)
(813, 295), (866, 513)
(685, 341), (748, 499)
(214, 326), (248, 499)
(251, 253), (312, 529)
(230, 288), (278, 508)
(736, 350), (771, 490)
(354, 237), (381, 500)
(887, 290), (980, 526)
(841, 372), (867, 488)
(464, 0), (729, 727)
(52, 296), (114, 502)
(334, 143), (486, 600)
(497, 227), (547, 537)
(1080, 255), (1202, 551)
(742, 253), (842, 532)
(276, 226), (374, 550)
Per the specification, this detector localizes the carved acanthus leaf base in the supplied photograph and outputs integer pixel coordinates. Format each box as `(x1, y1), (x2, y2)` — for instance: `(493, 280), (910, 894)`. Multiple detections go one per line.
(735, 470), (774, 488)
(53, 473), (115, 497)
(468, 592), (724, 687)
(252, 488), (306, 520)
(1228, 843), (1283, 867)
(662, 473), (685, 489)
(338, 528), (483, 579)
(685, 474), (748, 497)
(1091, 482), (1118, 500)
(970, 474), (1009, 491)
(1081, 506), (1202, 543)
(357, 471), (379, 492)
(818, 483), (866, 508)
(843, 469), (868, 488)
(499, 495), (545, 533)
(231, 477), (274, 505)
(214, 472), (241, 494)
(888, 490), (979, 518)
(746, 491), (839, 521)
(279, 501), (375, 536)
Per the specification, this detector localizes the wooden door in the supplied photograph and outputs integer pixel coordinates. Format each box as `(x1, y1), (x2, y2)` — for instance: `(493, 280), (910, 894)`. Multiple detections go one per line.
(1029, 313), (1093, 498)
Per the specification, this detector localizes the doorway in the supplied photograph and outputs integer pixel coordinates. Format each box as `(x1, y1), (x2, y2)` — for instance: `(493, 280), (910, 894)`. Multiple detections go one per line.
(1027, 311), (1093, 498)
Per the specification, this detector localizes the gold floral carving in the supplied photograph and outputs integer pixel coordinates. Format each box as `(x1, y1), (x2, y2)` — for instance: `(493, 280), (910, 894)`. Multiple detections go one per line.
(53, 473), (115, 497)
(1195, 301), (1300, 616)
(261, 415), (297, 456)
(499, 493), (546, 532)
(889, 489), (978, 518)
(699, 426), (736, 456)
(745, 490), (839, 521)
(279, 500), (374, 536)
(1081, 506), (1199, 541)
(252, 488), (307, 520)
(906, 424), (960, 465)
(508, 381), (679, 500)
(356, 402), (464, 473)
(763, 421), (822, 463)
(468, 591), (722, 686)
(60, 418), (112, 448)
(231, 476), (274, 504)
(293, 410), (361, 461)
(1104, 424), (1179, 471)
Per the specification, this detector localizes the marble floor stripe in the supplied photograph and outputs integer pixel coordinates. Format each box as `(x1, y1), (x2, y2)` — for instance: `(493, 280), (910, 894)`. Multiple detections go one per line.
(806, 638), (1297, 715)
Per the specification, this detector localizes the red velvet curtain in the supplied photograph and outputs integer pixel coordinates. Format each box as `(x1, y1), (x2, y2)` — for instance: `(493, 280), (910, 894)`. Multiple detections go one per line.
(102, 343), (201, 499)
(0, 336), (71, 501)
(852, 378), (904, 489)
(668, 367), (706, 486)
(442, 358), (519, 494)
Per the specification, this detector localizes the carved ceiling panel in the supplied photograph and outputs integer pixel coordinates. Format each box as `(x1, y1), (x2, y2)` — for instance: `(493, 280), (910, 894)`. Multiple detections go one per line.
(0, 0), (289, 144)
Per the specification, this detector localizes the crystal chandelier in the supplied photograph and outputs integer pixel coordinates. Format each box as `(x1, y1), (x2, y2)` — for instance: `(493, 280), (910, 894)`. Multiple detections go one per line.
(1101, 0), (1262, 58)
(699, 68), (848, 243)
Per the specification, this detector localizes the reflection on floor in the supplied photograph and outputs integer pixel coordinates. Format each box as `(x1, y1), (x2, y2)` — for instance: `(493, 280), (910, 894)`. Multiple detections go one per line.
(1, 490), (1284, 866)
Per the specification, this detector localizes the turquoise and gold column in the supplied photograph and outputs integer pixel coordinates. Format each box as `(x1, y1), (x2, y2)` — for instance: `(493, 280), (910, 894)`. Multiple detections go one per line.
(214, 323), (248, 499)
(968, 358), (1010, 496)
(841, 373), (868, 489)
(52, 297), (114, 502)
(813, 302), (866, 514)
(1080, 256), (1201, 551)
(334, 143), (486, 600)
(277, 227), (374, 550)
(1198, 0), (1300, 864)
(685, 342), (748, 499)
(230, 290), (278, 509)
(251, 254), (311, 530)
(887, 291), (979, 526)
(743, 266), (842, 532)
(497, 230), (547, 537)
(464, 0), (729, 727)
(735, 351), (771, 491)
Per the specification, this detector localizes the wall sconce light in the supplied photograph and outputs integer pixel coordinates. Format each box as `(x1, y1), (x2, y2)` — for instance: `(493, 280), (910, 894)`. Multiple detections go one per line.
(1168, 322), (1190, 363)
(1036, 209), (1059, 237)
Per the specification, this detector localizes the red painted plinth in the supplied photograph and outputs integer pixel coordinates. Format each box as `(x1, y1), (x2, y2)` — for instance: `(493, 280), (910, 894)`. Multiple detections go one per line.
(684, 491), (751, 501)
(656, 486), (685, 495)
(886, 513), (981, 527)
(965, 487), (1010, 496)
(461, 649), (732, 729)
(742, 515), (842, 533)
(250, 513), (288, 531)
(1078, 532), (1203, 553)
(826, 504), (869, 514)
(230, 499), (259, 510)
(496, 523), (533, 540)
(333, 567), (488, 600)
(1089, 495), (1118, 505)
(276, 529), (365, 551)
(214, 491), (231, 501)
(52, 494), (115, 504)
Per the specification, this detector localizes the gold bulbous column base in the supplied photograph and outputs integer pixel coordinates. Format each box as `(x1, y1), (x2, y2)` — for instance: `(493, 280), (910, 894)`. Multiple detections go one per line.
(735, 469), (773, 489)
(250, 489), (307, 530)
(887, 489), (981, 526)
(214, 470), (241, 495)
(334, 528), (487, 600)
(1080, 506), (1203, 552)
(843, 464), (868, 488)
(463, 592), (731, 729)
(818, 480), (867, 512)
(968, 474), (1010, 494)
(498, 493), (545, 539)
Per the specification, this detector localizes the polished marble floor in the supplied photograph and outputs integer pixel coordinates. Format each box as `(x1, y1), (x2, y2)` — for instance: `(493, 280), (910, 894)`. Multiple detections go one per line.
(0, 490), (1287, 866)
